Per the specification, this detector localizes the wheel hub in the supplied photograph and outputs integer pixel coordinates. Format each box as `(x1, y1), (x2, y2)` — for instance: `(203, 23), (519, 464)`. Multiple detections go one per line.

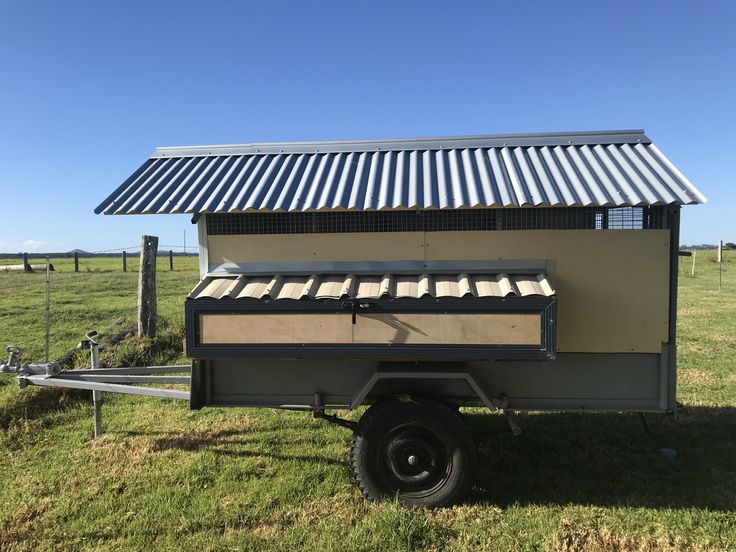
(379, 425), (451, 495)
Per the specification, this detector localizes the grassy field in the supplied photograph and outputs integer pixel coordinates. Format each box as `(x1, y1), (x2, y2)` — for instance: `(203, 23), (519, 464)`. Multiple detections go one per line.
(0, 251), (734, 551)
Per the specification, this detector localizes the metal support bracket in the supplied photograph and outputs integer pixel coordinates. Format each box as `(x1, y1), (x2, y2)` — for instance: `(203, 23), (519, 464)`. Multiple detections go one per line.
(349, 367), (497, 411)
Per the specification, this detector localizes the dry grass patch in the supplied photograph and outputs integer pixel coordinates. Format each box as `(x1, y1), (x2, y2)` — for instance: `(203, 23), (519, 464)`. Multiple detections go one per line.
(81, 415), (256, 478)
(679, 307), (709, 316)
(552, 520), (719, 552)
(681, 342), (712, 356)
(145, 415), (256, 452)
(0, 497), (52, 552)
(235, 521), (282, 539)
(145, 429), (221, 452)
(710, 333), (736, 345)
(428, 504), (503, 526)
(678, 369), (713, 385)
(83, 433), (153, 477)
(283, 497), (362, 526)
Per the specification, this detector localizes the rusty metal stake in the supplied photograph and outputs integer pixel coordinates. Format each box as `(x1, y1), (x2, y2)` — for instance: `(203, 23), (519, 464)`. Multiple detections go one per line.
(44, 257), (50, 362)
(88, 332), (103, 437)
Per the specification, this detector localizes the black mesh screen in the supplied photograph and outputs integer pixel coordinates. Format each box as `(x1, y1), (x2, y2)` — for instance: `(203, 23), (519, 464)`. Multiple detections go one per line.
(206, 207), (667, 235)
(600, 207), (665, 230)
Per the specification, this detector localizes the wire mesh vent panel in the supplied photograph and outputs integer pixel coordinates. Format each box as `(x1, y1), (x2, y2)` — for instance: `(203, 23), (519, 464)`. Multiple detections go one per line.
(206, 207), (667, 235)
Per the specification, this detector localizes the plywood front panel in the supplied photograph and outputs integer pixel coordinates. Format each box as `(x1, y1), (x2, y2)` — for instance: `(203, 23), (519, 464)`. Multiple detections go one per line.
(200, 313), (353, 344)
(200, 312), (541, 346)
(353, 313), (541, 345)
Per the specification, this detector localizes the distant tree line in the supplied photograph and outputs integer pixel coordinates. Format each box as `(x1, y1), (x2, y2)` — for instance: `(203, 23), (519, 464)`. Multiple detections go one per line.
(681, 243), (735, 250)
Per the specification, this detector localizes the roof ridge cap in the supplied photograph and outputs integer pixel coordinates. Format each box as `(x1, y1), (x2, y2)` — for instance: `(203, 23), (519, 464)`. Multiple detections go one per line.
(152, 130), (649, 158)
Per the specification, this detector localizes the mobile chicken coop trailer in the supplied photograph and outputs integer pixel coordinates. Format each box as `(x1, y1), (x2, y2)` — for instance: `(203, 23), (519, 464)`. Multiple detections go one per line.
(16, 130), (707, 506)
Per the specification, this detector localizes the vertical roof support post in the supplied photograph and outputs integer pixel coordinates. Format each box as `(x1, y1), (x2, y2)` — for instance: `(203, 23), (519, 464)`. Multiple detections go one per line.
(666, 206), (681, 411)
(197, 215), (208, 278)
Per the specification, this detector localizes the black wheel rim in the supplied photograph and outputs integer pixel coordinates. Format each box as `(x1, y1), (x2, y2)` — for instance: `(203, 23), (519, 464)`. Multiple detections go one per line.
(376, 423), (452, 498)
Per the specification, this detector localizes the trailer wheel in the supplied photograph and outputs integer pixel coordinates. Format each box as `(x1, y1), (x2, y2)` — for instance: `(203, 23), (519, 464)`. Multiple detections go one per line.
(350, 397), (476, 507)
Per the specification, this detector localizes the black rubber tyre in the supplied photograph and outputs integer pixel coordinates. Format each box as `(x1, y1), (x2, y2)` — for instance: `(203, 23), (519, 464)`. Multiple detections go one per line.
(350, 396), (477, 508)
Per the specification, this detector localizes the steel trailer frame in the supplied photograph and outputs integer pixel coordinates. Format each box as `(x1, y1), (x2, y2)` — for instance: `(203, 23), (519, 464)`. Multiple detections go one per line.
(17, 365), (191, 400)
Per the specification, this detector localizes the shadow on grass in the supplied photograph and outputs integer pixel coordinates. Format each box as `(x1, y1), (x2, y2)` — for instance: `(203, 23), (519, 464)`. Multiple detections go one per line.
(120, 428), (345, 466)
(0, 385), (89, 429)
(465, 406), (736, 511)
(213, 447), (345, 466)
(119, 406), (736, 509)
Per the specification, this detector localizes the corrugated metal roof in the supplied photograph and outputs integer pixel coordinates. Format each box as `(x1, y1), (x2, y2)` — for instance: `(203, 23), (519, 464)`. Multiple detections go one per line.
(188, 273), (555, 301)
(96, 130), (706, 214)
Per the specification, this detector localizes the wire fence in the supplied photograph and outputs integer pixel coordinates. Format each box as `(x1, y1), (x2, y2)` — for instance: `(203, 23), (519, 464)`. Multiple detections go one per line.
(0, 251), (199, 362)
(0, 243), (198, 276)
(0, 273), (91, 291)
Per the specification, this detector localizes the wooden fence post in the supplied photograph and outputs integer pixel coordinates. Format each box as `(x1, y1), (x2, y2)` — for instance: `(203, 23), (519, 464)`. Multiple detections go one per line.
(169, 250), (174, 271)
(718, 240), (723, 291)
(137, 236), (158, 337)
(74, 252), (79, 273)
(691, 250), (696, 277)
(122, 251), (127, 272)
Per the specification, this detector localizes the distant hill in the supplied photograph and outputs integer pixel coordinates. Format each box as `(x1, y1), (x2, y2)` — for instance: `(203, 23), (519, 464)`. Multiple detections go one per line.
(68, 249), (90, 254)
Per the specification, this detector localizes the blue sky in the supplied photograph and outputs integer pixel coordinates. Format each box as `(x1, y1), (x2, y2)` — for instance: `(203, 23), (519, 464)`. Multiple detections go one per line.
(0, 0), (733, 252)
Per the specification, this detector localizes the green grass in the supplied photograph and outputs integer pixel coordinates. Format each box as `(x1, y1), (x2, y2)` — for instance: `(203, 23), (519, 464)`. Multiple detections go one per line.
(0, 256), (198, 363)
(0, 252), (735, 551)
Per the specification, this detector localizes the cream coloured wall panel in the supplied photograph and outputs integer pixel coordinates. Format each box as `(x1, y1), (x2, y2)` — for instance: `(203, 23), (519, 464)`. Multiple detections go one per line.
(208, 232), (425, 264)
